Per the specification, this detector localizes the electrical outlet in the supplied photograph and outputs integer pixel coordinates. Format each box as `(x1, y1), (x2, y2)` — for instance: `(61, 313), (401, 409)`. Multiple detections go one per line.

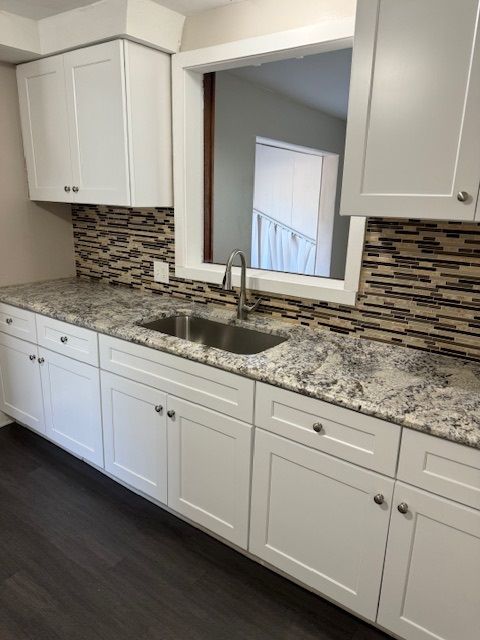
(153, 261), (169, 283)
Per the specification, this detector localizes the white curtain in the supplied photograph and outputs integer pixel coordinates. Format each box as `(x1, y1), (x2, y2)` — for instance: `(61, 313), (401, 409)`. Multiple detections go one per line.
(251, 210), (315, 275)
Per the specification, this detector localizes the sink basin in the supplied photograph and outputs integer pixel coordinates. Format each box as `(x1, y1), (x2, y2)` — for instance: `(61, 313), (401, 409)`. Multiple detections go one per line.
(139, 315), (287, 355)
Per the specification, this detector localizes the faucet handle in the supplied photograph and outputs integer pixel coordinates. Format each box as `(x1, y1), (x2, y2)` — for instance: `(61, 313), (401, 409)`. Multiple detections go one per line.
(244, 297), (263, 314)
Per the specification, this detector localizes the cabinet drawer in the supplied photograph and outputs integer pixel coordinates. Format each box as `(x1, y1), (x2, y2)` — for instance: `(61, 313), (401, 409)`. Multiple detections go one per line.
(398, 429), (480, 510)
(255, 383), (401, 475)
(99, 335), (254, 422)
(36, 315), (98, 366)
(0, 303), (37, 342)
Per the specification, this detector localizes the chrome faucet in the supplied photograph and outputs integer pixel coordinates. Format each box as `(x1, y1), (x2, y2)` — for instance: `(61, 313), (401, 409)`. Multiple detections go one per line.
(222, 249), (261, 320)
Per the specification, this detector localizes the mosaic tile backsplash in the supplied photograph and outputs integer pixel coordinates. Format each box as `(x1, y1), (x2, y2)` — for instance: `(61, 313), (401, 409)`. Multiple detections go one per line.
(72, 205), (480, 362)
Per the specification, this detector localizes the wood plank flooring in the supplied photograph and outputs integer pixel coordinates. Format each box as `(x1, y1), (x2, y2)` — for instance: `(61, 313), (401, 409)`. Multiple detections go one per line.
(0, 424), (391, 640)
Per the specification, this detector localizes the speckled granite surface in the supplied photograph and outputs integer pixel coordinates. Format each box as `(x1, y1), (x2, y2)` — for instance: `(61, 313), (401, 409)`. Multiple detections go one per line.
(1, 277), (479, 450)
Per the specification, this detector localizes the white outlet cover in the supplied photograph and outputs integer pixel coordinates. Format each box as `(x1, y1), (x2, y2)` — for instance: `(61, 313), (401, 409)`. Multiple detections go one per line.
(154, 260), (169, 283)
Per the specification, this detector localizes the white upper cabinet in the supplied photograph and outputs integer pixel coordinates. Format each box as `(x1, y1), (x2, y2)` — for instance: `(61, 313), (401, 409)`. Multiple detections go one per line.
(17, 40), (172, 207)
(16, 54), (73, 203)
(63, 41), (130, 206)
(341, 0), (480, 220)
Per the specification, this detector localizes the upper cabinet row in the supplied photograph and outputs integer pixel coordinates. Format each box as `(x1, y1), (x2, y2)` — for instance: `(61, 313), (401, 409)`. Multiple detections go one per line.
(341, 0), (480, 221)
(16, 1), (480, 220)
(17, 40), (173, 207)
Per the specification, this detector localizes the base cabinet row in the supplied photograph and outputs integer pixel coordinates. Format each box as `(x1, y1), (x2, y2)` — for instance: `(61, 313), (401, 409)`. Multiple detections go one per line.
(1, 326), (479, 640)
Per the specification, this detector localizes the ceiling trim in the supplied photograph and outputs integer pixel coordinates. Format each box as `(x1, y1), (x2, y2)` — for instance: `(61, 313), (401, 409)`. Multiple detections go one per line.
(0, 0), (185, 63)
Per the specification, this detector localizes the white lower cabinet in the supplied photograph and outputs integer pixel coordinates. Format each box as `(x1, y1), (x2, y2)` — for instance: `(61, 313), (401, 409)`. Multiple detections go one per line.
(249, 429), (394, 621)
(39, 348), (103, 466)
(101, 371), (167, 503)
(167, 395), (253, 549)
(0, 333), (44, 434)
(377, 482), (480, 640)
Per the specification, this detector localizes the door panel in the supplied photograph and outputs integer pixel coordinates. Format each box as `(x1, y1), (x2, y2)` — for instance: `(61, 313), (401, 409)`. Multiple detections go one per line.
(64, 40), (130, 205)
(40, 348), (103, 466)
(16, 55), (72, 202)
(377, 482), (480, 640)
(250, 429), (394, 620)
(342, 0), (480, 219)
(167, 395), (252, 548)
(0, 334), (44, 434)
(101, 371), (167, 503)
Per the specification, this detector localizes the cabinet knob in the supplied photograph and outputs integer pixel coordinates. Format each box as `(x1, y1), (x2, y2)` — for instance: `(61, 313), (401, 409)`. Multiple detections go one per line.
(5, 318), (13, 325)
(64, 186), (71, 193)
(72, 186), (79, 193)
(38, 357), (45, 365)
(373, 493), (385, 505)
(167, 410), (175, 419)
(60, 336), (68, 343)
(397, 502), (409, 514)
(312, 422), (323, 433)
(154, 405), (163, 414)
(29, 354), (36, 361)
(457, 191), (469, 202)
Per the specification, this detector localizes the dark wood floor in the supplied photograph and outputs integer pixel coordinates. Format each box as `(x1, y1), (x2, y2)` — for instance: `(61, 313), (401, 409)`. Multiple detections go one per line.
(0, 424), (391, 640)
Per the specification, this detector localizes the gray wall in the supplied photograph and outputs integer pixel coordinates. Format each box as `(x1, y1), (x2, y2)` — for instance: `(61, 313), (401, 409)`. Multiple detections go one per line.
(212, 71), (350, 278)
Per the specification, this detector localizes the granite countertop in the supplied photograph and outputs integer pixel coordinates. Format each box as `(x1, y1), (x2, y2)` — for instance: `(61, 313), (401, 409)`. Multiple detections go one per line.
(1, 277), (479, 450)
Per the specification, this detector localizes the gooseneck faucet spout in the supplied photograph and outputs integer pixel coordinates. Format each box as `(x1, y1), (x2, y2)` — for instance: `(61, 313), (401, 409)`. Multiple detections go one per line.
(222, 249), (262, 320)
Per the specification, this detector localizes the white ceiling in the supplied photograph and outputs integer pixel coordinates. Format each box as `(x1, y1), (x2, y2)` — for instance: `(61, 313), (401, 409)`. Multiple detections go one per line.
(230, 48), (353, 121)
(155, 0), (242, 15)
(0, 0), (241, 19)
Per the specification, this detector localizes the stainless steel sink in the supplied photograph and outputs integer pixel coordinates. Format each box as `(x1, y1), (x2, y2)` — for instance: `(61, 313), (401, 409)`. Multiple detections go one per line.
(139, 315), (287, 355)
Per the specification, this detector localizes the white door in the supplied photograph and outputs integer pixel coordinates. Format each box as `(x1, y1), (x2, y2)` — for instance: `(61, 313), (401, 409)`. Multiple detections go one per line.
(341, 0), (480, 220)
(0, 334), (44, 434)
(249, 429), (394, 621)
(63, 40), (130, 205)
(39, 348), (103, 466)
(377, 482), (480, 640)
(101, 372), (167, 503)
(16, 54), (73, 202)
(167, 396), (252, 549)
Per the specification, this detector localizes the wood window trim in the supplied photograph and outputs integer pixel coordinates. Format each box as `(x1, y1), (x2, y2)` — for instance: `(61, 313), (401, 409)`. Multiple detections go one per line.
(203, 72), (215, 263)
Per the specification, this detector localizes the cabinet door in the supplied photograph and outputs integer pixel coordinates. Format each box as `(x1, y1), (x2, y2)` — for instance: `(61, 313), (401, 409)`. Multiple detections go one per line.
(0, 334), (44, 434)
(16, 54), (73, 202)
(341, 0), (480, 220)
(101, 372), (167, 503)
(63, 40), (130, 206)
(167, 396), (252, 549)
(39, 348), (103, 466)
(250, 429), (394, 621)
(377, 482), (480, 640)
